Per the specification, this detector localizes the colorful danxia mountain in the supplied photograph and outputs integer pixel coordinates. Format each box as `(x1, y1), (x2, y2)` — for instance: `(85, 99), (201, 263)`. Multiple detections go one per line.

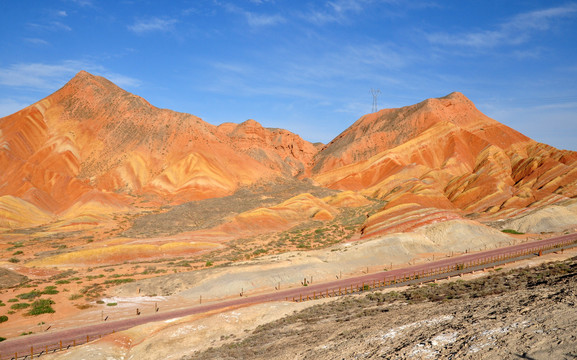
(1, 72), (577, 351)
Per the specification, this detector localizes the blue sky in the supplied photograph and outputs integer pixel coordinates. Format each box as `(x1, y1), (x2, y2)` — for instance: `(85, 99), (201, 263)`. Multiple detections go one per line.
(1, 1), (576, 150)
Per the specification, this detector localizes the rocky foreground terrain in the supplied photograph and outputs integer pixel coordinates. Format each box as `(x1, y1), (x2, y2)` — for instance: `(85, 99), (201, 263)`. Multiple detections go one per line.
(191, 256), (577, 360)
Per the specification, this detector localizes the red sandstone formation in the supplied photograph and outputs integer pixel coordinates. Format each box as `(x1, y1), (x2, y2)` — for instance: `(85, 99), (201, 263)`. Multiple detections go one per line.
(2, 73), (576, 238)
(310, 92), (577, 238)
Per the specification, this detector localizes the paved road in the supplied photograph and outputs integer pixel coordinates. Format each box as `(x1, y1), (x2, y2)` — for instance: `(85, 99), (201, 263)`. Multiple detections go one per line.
(1, 232), (576, 359)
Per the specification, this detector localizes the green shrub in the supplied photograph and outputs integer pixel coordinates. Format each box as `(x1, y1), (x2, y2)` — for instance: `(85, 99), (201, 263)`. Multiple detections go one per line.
(42, 286), (59, 295)
(0, 336), (5, 342)
(17, 290), (41, 300)
(501, 229), (524, 234)
(11, 303), (30, 310)
(106, 302), (117, 306)
(26, 299), (55, 316)
(103, 278), (135, 285)
(0, 315), (8, 323)
(8, 258), (20, 263)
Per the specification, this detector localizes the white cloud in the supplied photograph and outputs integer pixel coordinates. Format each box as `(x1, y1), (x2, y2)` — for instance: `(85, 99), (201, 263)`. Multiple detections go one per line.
(28, 21), (72, 32)
(428, 4), (577, 48)
(219, 2), (285, 28)
(0, 61), (141, 91)
(301, 0), (368, 25)
(128, 17), (179, 34)
(24, 38), (50, 46)
(57, 10), (68, 17)
(245, 12), (285, 27)
(70, 0), (93, 6)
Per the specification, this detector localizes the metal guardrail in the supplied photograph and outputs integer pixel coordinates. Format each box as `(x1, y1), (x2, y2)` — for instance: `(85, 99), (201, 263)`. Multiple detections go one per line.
(1, 235), (576, 359)
(0, 331), (116, 360)
(291, 236), (577, 302)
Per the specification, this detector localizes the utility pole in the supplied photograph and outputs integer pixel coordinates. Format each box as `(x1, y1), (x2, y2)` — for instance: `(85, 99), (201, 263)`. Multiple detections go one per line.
(370, 88), (381, 112)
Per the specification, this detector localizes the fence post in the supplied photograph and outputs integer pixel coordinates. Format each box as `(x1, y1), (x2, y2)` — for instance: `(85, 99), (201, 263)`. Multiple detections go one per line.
(31, 346), (34, 359)
(60, 340), (63, 350)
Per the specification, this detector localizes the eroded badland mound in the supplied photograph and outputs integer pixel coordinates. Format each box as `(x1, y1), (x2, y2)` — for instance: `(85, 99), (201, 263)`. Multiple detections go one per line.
(1, 72), (577, 347)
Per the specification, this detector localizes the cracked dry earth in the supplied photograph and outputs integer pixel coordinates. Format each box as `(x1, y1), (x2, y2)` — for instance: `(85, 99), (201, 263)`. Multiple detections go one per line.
(192, 260), (577, 360)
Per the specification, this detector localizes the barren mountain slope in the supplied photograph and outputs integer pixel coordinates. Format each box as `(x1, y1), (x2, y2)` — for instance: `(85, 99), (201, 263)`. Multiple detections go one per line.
(0, 71), (320, 230)
(311, 92), (577, 238)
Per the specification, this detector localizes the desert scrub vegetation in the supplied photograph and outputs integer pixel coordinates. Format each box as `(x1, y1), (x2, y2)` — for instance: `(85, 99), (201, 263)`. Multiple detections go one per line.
(104, 278), (135, 285)
(26, 299), (55, 316)
(10, 303), (30, 310)
(501, 229), (524, 234)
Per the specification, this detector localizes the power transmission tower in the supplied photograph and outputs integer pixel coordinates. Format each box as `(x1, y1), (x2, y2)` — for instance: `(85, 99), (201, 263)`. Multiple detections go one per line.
(370, 88), (381, 112)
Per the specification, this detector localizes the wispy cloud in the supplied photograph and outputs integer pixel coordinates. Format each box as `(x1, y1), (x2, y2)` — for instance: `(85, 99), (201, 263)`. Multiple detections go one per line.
(24, 38), (50, 46)
(28, 21), (72, 32)
(428, 4), (577, 48)
(301, 0), (368, 25)
(69, 0), (94, 7)
(0, 61), (141, 91)
(128, 17), (179, 34)
(219, 2), (285, 28)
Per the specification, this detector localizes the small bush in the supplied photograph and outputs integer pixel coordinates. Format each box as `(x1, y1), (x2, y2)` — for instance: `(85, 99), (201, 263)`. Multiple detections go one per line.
(17, 290), (41, 300)
(69, 294), (83, 300)
(42, 286), (59, 295)
(26, 299), (55, 316)
(0, 337), (5, 342)
(0, 315), (8, 323)
(104, 278), (135, 285)
(55, 279), (70, 284)
(12, 250), (23, 255)
(11, 303), (30, 310)
(205, 261), (213, 267)
(502, 229), (524, 234)
(106, 302), (118, 306)
(8, 258), (20, 263)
